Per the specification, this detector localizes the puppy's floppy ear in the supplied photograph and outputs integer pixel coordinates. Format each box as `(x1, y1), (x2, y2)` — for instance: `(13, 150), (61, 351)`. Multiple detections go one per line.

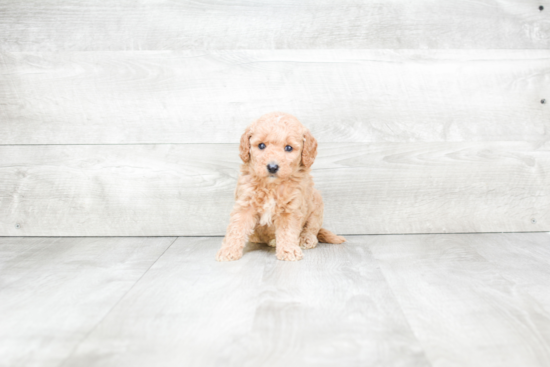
(239, 125), (253, 163)
(301, 129), (318, 168)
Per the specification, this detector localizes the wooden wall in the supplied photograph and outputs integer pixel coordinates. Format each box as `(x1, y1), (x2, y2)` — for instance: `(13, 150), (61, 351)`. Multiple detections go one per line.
(1, 1), (548, 235)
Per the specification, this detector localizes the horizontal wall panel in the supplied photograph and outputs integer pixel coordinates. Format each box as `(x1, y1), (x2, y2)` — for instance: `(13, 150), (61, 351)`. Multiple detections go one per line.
(0, 142), (547, 236)
(0, 0), (548, 51)
(1, 50), (549, 144)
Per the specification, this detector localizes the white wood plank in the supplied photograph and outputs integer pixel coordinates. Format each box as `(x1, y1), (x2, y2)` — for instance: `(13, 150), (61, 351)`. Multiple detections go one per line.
(62, 236), (430, 367)
(0, 236), (175, 367)
(0, 141), (547, 236)
(230, 239), (430, 366)
(1, 50), (548, 144)
(470, 233), (550, 315)
(61, 237), (271, 367)
(369, 233), (550, 367)
(0, 0), (548, 51)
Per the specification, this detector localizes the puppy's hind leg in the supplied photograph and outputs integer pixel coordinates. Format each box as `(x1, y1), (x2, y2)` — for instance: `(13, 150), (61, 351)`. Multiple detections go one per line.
(250, 225), (276, 247)
(299, 193), (323, 250)
(299, 221), (321, 250)
(275, 214), (303, 261)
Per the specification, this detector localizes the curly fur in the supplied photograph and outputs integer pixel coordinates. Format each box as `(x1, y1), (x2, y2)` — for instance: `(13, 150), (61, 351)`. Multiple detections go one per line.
(216, 112), (346, 262)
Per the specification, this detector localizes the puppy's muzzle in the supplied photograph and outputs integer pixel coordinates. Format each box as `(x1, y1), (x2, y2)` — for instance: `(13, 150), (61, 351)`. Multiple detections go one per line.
(267, 163), (279, 174)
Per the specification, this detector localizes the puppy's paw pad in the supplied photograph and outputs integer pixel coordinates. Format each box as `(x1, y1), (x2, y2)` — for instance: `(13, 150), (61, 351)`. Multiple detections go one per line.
(276, 246), (303, 261)
(216, 246), (243, 262)
(299, 233), (318, 249)
(267, 239), (277, 247)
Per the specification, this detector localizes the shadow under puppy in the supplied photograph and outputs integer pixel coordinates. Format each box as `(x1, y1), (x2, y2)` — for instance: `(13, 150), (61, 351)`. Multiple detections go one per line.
(216, 112), (346, 262)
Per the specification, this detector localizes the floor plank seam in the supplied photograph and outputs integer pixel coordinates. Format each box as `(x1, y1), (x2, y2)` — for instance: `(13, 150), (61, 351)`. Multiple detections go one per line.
(56, 236), (179, 367)
(0, 237), (63, 292)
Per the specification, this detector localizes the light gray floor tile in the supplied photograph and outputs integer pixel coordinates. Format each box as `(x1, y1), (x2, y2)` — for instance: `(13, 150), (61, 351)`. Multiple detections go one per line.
(61, 237), (270, 367)
(2, 234), (550, 367)
(0, 237), (175, 367)
(214, 239), (429, 367)
(63, 237), (429, 367)
(369, 233), (550, 367)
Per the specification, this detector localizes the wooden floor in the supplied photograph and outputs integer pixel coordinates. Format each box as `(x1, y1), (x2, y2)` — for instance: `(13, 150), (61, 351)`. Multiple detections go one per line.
(1, 233), (549, 367)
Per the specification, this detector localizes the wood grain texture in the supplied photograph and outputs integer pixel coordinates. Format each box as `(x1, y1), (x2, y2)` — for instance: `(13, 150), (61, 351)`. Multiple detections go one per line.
(1, 50), (548, 144)
(0, 0), (548, 51)
(471, 232), (550, 317)
(230, 238), (430, 366)
(0, 236), (175, 367)
(0, 141), (547, 236)
(369, 233), (550, 367)
(62, 236), (429, 367)
(4, 234), (548, 366)
(61, 237), (272, 367)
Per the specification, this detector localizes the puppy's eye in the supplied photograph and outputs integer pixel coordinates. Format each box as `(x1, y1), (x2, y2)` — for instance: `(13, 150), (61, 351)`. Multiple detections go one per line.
(285, 145), (293, 152)
(258, 143), (266, 150)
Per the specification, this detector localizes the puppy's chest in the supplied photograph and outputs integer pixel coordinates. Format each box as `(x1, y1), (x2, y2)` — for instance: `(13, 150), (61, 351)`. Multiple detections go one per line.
(258, 196), (278, 226)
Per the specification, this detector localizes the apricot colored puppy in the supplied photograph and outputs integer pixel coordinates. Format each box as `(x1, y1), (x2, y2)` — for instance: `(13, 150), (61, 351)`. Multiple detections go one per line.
(216, 112), (346, 262)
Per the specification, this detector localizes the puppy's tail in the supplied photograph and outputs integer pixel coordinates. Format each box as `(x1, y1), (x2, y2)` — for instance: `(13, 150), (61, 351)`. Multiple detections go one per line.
(317, 228), (346, 244)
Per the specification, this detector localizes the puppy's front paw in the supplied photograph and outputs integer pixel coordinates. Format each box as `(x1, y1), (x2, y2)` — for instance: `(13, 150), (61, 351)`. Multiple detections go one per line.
(276, 244), (303, 261)
(216, 246), (243, 262)
(299, 232), (318, 249)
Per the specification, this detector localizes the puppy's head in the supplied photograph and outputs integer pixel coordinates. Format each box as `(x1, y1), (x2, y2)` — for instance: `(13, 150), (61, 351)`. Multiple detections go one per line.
(239, 112), (317, 180)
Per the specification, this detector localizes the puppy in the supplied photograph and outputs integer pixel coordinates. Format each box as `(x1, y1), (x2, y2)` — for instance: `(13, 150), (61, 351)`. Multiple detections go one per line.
(216, 112), (345, 261)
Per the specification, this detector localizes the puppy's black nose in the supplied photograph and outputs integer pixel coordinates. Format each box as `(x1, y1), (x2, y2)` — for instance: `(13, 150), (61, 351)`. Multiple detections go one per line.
(267, 163), (279, 174)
